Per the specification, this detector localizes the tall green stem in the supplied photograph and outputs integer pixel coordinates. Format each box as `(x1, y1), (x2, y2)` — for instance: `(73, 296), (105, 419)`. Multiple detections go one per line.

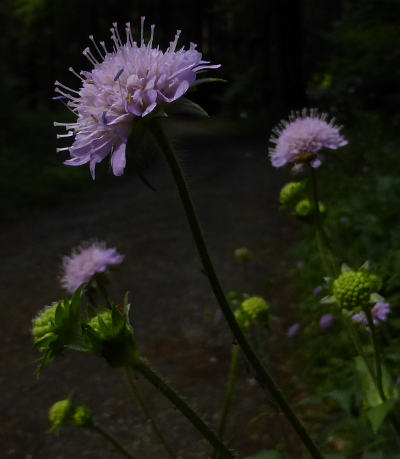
(364, 308), (386, 401)
(149, 119), (323, 459)
(124, 369), (177, 459)
(309, 167), (337, 278)
(213, 345), (240, 459)
(135, 360), (235, 458)
(92, 422), (136, 459)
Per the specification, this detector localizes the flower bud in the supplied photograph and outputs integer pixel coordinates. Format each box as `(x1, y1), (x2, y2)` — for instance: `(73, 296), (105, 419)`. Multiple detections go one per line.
(72, 405), (93, 428)
(240, 296), (269, 326)
(234, 247), (250, 263)
(279, 181), (305, 206)
(49, 399), (72, 433)
(83, 306), (139, 368)
(332, 270), (379, 309)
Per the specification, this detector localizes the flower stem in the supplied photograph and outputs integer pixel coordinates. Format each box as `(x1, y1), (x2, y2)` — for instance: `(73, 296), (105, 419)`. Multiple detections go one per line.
(213, 344), (240, 459)
(364, 308), (386, 402)
(91, 422), (136, 459)
(309, 166), (338, 278)
(124, 368), (177, 459)
(134, 360), (235, 458)
(149, 119), (323, 459)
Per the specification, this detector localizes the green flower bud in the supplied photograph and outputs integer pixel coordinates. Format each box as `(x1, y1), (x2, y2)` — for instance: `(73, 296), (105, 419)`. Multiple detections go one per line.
(49, 399), (72, 433)
(279, 181), (306, 206)
(241, 296), (269, 325)
(295, 199), (313, 217)
(32, 287), (83, 373)
(234, 307), (250, 330)
(234, 247), (250, 263)
(83, 305), (139, 368)
(72, 405), (93, 428)
(332, 270), (379, 309)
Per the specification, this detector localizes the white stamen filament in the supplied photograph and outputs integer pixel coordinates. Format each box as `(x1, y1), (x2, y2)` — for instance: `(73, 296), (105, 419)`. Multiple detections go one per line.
(89, 35), (105, 60)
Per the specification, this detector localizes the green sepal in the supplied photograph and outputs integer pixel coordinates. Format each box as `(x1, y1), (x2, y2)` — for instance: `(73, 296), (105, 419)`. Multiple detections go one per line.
(165, 97), (209, 118)
(341, 263), (351, 273)
(321, 295), (336, 304)
(370, 292), (385, 303)
(360, 260), (370, 271)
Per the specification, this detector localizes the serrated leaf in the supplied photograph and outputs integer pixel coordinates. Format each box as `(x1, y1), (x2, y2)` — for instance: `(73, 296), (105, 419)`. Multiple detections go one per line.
(166, 97), (209, 118)
(321, 295), (336, 304)
(341, 263), (351, 273)
(370, 292), (385, 303)
(367, 398), (397, 433)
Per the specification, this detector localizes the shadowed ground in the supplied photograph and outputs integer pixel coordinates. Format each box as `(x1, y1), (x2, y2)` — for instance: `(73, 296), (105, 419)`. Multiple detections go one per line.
(0, 120), (302, 458)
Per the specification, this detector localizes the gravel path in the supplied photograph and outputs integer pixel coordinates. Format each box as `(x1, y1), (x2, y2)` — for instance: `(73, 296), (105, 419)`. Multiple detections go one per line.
(0, 121), (299, 458)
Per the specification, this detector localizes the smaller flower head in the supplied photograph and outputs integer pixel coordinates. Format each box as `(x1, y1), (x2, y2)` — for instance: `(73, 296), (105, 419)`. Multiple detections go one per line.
(61, 241), (124, 294)
(241, 296), (269, 325)
(319, 313), (334, 330)
(279, 181), (306, 206)
(287, 323), (300, 338)
(313, 285), (324, 296)
(332, 270), (380, 309)
(72, 405), (93, 428)
(269, 108), (347, 170)
(49, 399), (72, 433)
(32, 288), (83, 372)
(294, 199), (325, 218)
(83, 304), (139, 367)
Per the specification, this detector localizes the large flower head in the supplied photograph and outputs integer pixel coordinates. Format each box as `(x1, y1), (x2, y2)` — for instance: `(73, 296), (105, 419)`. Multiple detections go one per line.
(54, 18), (220, 178)
(269, 108), (347, 169)
(61, 241), (124, 294)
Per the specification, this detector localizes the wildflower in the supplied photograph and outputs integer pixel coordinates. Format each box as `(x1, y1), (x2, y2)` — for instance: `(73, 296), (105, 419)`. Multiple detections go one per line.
(241, 296), (269, 325)
(279, 181), (306, 206)
(61, 241), (124, 294)
(49, 399), (72, 433)
(287, 323), (300, 338)
(332, 270), (381, 309)
(269, 108), (347, 170)
(54, 18), (220, 178)
(319, 314), (334, 330)
(352, 302), (391, 326)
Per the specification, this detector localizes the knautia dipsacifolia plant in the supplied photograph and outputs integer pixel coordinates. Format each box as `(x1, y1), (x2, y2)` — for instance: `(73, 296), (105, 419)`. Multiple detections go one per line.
(54, 17), (220, 178)
(50, 17), (324, 458)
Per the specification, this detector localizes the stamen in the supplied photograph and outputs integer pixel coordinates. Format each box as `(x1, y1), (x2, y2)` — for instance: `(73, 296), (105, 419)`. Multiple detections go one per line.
(52, 95), (68, 100)
(57, 131), (74, 139)
(54, 87), (78, 101)
(89, 35), (104, 59)
(112, 22), (122, 47)
(100, 41), (109, 54)
(69, 67), (85, 81)
(170, 30), (181, 52)
(82, 47), (99, 66)
(56, 147), (70, 152)
(55, 80), (80, 95)
(114, 68), (124, 81)
(140, 16), (145, 46)
(125, 22), (133, 45)
(149, 24), (155, 47)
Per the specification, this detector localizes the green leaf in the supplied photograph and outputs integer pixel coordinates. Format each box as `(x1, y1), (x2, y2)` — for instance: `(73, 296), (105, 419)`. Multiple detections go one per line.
(367, 398), (398, 433)
(54, 303), (64, 327)
(166, 97), (209, 118)
(354, 356), (383, 407)
(326, 389), (353, 415)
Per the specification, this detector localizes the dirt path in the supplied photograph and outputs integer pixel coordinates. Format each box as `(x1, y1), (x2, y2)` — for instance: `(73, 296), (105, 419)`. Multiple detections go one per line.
(0, 121), (299, 458)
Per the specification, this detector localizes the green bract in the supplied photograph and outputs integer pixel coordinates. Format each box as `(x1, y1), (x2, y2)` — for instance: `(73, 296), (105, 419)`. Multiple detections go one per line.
(82, 302), (139, 368)
(49, 398), (72, 433)
(279, 181), (306, 206)
(332, 270), (380, 309)
(72, 405), (93, 428)
(32, 287), (84, 373)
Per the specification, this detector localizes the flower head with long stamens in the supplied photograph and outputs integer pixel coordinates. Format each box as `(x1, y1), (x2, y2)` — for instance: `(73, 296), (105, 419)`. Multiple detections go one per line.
(60, 241), (124, 294)
(54, 18), (220, 178)
(269, 108), (347, 170)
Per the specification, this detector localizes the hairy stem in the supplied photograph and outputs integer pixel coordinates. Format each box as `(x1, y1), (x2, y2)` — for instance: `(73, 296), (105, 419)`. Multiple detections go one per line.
(149, 119), (323, 459)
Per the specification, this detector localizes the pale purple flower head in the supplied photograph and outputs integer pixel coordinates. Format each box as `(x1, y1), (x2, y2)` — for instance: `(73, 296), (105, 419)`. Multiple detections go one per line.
(319, 314), (334, 330)
(269, 108), (347, 170)
(352, 302), (391, 327)
(61, 241), (124, 294)
(54, 18), (220, 178)
(287, 323), (300, 338)
(313, 285), (324, 296)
